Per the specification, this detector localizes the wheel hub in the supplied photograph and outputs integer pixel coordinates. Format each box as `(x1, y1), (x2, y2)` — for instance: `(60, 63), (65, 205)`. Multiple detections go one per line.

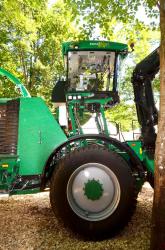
(67, 163), (121, 221)
(84, 179), (103, 200)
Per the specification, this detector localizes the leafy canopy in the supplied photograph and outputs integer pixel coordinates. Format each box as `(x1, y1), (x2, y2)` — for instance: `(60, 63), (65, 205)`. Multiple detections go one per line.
(0, 0), (79, 104)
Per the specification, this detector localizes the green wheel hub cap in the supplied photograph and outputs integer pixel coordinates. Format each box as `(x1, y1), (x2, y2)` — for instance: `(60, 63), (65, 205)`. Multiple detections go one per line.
(84, 179), (103, 200)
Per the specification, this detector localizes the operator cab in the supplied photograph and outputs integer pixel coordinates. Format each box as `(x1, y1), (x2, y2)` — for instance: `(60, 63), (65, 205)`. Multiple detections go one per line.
(52, 40), (128, 134)
(52, 40), (128, 105)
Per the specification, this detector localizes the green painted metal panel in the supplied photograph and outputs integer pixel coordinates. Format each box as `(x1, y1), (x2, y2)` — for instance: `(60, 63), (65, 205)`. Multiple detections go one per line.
(126, 140), (143, 161)
(127, 141), (154, 174)
(0, 155), (19, 190)
(17, 97), (67, 175)
(62, 40), (128, 56)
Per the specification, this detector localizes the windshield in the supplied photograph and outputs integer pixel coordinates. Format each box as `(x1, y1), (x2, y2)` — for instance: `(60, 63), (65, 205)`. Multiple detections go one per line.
(67, 51), (116, 91)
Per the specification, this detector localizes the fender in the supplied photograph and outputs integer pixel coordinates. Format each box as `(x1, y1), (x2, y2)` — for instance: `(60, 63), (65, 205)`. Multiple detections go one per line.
(41, 134), (145, 189)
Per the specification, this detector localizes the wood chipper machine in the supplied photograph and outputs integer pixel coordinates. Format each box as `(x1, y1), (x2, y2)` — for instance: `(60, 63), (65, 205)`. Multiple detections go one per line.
(0, 40), (159, 239)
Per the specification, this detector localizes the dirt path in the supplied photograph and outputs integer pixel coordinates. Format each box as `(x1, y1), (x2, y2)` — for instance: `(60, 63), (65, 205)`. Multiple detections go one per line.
(0, 183), (153, 250)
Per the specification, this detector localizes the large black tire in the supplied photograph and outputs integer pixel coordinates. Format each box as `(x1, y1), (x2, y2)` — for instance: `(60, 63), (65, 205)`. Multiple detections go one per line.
(50, 145), (137, 239)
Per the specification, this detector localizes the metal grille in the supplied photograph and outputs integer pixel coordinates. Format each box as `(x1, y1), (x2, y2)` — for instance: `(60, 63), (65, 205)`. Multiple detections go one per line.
(0, 100), (19, 154)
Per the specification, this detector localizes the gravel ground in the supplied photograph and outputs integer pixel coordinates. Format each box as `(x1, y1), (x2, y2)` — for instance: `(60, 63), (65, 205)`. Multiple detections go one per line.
(0, 183), (153, 250)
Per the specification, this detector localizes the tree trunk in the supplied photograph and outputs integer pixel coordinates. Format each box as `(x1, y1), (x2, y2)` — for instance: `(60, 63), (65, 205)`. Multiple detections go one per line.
(150, 1), (165, 249)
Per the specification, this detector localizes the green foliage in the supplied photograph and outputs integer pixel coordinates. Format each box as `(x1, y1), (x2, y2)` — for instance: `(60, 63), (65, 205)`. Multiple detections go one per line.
(0, 0), (78, 103)
(65, 0), (159, 27)
(106, 102), (139, 132)
(65, 2), (157, 42)
(0, 77), (21, 98)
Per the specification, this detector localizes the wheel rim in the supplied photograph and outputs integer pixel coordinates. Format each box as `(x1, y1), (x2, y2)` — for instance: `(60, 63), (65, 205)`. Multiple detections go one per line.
(67, 163), (121, 221)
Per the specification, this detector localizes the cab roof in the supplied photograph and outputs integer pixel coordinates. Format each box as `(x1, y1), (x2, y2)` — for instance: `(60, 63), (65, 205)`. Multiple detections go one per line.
(62, 40), (128, 56)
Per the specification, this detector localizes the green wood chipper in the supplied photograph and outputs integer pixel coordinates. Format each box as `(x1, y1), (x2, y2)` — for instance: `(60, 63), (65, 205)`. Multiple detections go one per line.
(0, 40), (159, 239)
